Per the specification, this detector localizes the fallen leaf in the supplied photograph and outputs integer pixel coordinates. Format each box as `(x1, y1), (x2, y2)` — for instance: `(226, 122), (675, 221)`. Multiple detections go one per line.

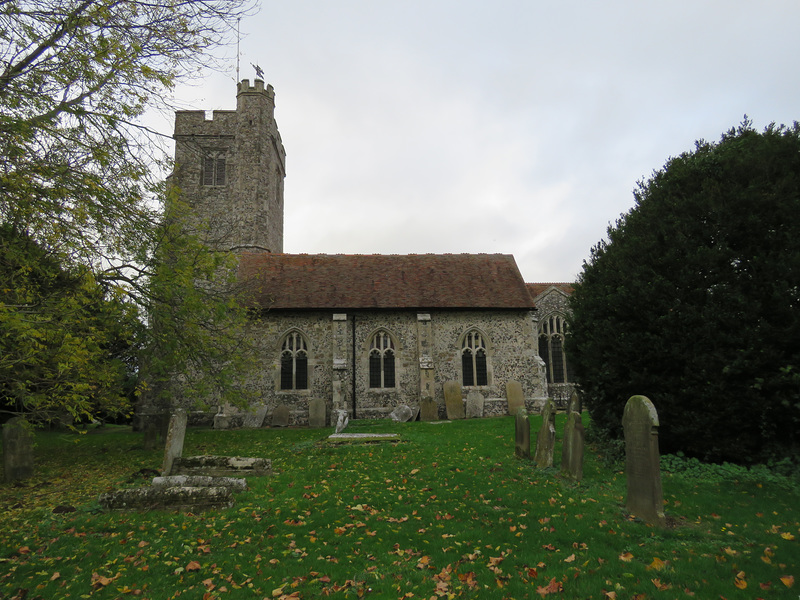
(535, 577), (563, 596)
(50, 572), (60, 581)
(647, 557), (666, 571)
(564, 554), (576, 563)
(780, 532), (795, 541)
(186, 561), (201, 572)
(734, 577), (747, 590)
(619, 552), (634, 562)
(781, 575), (795, 588)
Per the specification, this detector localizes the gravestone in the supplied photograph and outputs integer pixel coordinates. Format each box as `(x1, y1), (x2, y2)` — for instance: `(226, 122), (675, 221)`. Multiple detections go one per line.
(161, 409), (187, 477)
(213, 408), (231, 430)
(271, 404), (290, 427)
(444, 380), (465, 419)
(561, 411), (584, 481)
(466, 391), (484, 418)
(3, 417), (34, 483)
(333, 409), (349, 433)
(514, 409), (531, 460)
(506, 380), (524, 415)
(389, 405), (414, 422)
(623, 395), (665, 526)
(533, 399), (556, 468)
(242, 406), (268, 429)
(308, 398), (327, 428)
(568, 390), (582, 414)
(419, 397), (438, 421)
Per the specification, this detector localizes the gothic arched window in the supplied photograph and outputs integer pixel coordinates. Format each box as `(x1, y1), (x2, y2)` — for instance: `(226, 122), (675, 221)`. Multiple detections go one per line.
(539, 314), (572, 384)
(369, 331), (395, 388)
(461, 330), (488, 386)
(280, 331), (308, 390)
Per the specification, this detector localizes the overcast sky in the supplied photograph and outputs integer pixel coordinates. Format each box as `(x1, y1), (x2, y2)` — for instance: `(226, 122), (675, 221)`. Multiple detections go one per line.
(162, 0), (800, 283)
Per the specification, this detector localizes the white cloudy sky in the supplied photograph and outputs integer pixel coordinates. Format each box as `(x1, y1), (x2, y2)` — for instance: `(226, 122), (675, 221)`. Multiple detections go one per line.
(161, 0), (800, 283)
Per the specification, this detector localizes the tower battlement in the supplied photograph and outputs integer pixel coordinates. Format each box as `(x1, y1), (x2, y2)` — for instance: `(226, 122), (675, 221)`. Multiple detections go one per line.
(171, 80), (286, 254)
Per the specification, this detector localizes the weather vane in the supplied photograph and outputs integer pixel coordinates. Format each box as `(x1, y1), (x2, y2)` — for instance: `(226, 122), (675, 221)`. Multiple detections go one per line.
(252, 63), (264, 80)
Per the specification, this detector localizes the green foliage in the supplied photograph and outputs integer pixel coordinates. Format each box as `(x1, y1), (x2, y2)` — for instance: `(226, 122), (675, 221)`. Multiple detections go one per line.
(0, 225), (136, 423)
(569, 120), (800, 463)
(137, 193), (262, 410)
(0, 0), (259, 420)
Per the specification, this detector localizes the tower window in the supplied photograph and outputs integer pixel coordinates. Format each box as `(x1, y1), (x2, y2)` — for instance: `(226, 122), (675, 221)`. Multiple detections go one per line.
(462, 330), (488, 386)
(202, 154), (226, 186)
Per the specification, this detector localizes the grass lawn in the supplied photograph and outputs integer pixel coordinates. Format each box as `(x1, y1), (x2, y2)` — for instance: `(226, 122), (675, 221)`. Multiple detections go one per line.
(0, 415), (798, 599)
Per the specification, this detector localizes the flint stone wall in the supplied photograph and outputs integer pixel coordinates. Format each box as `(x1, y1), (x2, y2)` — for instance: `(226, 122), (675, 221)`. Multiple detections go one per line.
(160, 309), (547, 424)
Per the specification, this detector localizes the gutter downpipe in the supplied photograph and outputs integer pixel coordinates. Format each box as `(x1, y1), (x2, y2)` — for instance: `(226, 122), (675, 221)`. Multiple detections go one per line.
(351, 313), (357, 419)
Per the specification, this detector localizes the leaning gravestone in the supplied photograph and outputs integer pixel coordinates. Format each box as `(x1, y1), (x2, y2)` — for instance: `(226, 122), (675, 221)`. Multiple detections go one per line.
(561, 411), (585, 481)
(161, 409), (187, 477)
(271, 404), (290, 427)
(389, 405), (414, 422)
(333, 409), (349, 433)
(506, 380), (524, 415)
(308, 398), (327, 428)
(533, 399), (556, 468)
(514, 409), (531, 460)
(419, 397), (438, 421)
(466, 391), (484, 418)
(3, 417), (34, 483)
(444, 380), (465, 419)
(623, 395), (665, 526)
(242, 406), (268, 429)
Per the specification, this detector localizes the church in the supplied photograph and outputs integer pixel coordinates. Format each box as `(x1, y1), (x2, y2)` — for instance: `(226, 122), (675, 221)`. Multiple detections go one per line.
(170, 79), (573, 425)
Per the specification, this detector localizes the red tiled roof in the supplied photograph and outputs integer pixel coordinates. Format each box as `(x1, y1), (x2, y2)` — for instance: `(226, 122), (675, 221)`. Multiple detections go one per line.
(238, 253), (535, 310)
(526, 282), (575, 300)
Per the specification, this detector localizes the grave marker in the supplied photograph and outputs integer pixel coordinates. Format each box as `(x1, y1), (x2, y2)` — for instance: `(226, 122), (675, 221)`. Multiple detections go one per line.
(444, 380), (465, 419)
(514, 409), (531, 460)
(271, 404), (290, 427)
(308, 398), (327, 428)
(622, 395), (665, 526)
(534, 399), (556, 468)
(2, 417), (34, 483)
(506, 380), (524, 415)
(466, 391), (485, 418)
(419, 397), (438, 421)
(561, 411), (585, 481)
(242, 406), (268, 429)
(161, 409), (187, 477)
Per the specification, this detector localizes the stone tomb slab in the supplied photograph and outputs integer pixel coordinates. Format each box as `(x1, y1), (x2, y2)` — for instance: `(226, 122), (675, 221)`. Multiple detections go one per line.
(327, 433), (400, 445)
(152, 475), (248, 492)
(444, 380), (465, 419)
(171, 455), (271, 477)
(623, 395), (665, 526)
(99, 486), (233, 512)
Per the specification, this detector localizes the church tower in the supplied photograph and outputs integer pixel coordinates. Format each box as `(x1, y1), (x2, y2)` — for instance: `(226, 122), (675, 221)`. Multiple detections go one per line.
(172, 79), (286, 253)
